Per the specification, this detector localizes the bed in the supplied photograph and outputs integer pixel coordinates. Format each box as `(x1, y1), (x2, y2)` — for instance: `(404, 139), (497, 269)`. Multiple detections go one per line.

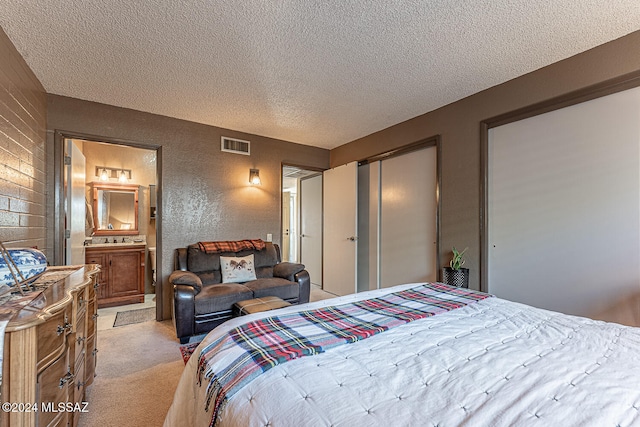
(164, 282), (640, 427)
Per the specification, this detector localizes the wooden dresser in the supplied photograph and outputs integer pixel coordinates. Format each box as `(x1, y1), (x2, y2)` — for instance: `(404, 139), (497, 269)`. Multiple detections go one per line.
(0, 265), (99, 427)
(85, 245), (145, 308)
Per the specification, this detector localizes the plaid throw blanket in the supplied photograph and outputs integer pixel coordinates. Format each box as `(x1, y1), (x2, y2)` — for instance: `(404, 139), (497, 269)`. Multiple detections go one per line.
(197, 283), (491, 426)
(198, 239), (266, 254)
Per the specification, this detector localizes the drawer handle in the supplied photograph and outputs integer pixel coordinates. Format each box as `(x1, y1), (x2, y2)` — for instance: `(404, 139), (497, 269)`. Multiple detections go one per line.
(93, 313), (99, 320)
(77, 336), (86, 344)
(76, 380), (85, 390)
(92, 348), (99, 356)
(94, 282), (100, 289)
(56, 322), (72, 336)
(58, 372), (74, 389)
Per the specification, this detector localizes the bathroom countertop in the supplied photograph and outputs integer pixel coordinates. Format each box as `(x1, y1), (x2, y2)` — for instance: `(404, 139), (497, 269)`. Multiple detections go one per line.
(85, 242), (147, 248)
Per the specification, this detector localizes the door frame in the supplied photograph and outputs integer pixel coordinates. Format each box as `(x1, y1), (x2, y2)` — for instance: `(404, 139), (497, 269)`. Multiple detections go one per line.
(280, 163), (325, 266)
(299, 172), (323, 287)
(53, 130), (163, 319)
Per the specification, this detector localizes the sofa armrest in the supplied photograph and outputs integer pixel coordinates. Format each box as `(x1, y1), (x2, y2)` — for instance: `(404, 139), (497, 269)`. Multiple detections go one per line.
(173, 284), (196, 343)
(169, 270), (202, 294)
(294, 270), (311, 304)
(273, 262), (305, 282)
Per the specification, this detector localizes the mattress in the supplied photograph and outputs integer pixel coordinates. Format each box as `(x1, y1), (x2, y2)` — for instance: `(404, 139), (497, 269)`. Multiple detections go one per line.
(164, 283), (640, 427)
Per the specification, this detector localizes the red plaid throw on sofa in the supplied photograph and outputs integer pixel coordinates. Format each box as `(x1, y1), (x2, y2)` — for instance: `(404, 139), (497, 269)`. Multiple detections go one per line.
(198, 239), (266, 254)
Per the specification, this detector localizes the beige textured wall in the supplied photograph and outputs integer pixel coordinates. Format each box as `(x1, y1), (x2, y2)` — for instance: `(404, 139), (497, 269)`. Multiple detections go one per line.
(46, 96), (330, 319)
(0, 29), (47, 252)
(330, 30), (640, 291)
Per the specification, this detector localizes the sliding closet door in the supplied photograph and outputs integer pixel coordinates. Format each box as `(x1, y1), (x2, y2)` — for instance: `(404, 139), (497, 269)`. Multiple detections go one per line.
(488, 86), (640, 325)
(380, 147), (437, 288)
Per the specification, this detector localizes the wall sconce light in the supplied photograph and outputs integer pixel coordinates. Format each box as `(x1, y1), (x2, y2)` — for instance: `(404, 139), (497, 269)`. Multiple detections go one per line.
(95, 166), (132, 182)
(249, 169), (261, 185)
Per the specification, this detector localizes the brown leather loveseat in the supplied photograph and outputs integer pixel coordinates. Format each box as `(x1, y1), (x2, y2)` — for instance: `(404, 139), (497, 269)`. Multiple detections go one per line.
(170, 241), (310, 343)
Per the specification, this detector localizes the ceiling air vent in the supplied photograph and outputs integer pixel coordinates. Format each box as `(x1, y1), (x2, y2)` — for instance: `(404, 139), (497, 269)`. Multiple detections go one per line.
(221, 136), (250, 155)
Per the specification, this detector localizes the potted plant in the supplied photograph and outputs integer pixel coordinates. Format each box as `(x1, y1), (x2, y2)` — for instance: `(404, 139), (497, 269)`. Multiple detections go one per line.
(441, 246), (469, 288)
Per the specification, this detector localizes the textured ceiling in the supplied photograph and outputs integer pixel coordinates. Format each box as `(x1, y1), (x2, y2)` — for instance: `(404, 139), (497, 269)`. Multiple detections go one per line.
(2, 1), (639, 149)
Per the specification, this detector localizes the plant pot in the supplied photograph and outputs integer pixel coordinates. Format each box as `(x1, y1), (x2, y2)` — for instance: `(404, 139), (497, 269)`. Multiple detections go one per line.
(441, 267), (469, 288)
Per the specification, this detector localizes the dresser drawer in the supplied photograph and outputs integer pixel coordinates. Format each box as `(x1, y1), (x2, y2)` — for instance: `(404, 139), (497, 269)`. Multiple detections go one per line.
(87, 299), (97, 333)
(37, 351), (70, 427)
(74, 314), (87, 366)
(37, 306), (72, 368)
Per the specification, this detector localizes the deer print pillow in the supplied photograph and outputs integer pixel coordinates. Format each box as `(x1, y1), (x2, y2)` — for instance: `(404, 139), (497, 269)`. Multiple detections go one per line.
(220, 254), (257, 283)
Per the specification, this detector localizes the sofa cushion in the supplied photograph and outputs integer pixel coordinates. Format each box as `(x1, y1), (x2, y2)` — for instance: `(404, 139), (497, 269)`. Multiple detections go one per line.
(186, 242), (279, 276)
(221, 254), (257, 283)
(197, 270), (222, 286)
(194, 283), (253, 315)
(256, 266), (274, 278)
(187, 244), (221, 274)
(253, 244), (279, 267)
(243, 278), (300, 300)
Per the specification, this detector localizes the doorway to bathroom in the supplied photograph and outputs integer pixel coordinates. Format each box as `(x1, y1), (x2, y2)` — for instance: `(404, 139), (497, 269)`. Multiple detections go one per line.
(281, 165), (323, 288)
(61, 136), (159, 327)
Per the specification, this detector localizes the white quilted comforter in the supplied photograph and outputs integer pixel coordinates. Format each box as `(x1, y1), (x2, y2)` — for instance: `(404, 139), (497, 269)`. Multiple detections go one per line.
(164, 283), (640, 427)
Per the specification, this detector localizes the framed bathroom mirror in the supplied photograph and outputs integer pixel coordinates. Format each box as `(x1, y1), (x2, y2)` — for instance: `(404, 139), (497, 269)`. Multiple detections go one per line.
(91, 182), (139, 235)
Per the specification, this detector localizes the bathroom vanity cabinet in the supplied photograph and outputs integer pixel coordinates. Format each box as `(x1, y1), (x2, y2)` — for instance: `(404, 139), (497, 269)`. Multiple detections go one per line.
(85, 244), (145, 308)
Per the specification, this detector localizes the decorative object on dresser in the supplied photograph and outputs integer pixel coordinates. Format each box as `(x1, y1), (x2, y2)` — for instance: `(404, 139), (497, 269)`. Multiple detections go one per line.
(0, 243), (47, 292)
(170, 240), (310, 344)
(1, 264), (100, 427)
(85, 244), (145, 308)
(441, 246), (469, 288)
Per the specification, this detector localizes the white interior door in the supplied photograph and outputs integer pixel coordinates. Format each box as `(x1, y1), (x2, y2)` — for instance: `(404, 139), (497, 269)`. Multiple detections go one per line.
(66, 139), (86, 265)
(300, 174), (323, 287)
(380, 146), (437, 287)
(323, 162), (357, 296)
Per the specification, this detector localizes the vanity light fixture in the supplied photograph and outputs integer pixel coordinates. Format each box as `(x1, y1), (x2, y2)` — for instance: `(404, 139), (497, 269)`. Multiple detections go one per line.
(249, 169), (261, 185)
(95, 166), (132, 182)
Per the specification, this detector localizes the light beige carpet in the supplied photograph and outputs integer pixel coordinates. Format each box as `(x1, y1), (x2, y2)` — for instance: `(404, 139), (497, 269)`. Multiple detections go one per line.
(78, 285), (335, 426)
(78, 320), (184, 427)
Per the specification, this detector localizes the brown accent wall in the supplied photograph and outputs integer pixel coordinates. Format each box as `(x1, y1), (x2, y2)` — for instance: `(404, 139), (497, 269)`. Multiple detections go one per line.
(0, 29), (47, 251)
(331, 30), (640, 291)
(46, 95), (330, 319)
